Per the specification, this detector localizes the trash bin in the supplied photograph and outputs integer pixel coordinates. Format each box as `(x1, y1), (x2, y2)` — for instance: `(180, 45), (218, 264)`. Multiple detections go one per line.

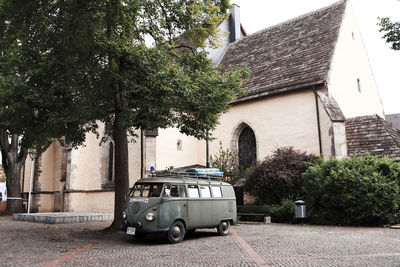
(294, 200), (306, 218)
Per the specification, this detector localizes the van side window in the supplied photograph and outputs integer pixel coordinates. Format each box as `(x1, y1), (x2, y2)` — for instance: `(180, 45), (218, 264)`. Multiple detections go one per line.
(187, 185), (199, 198)
(163, 184), (171, 197)
(211, 186), (222, 198)
(178, 185), (186, 198)
(200, 186), (211, 198)
(170, 185), (179, 197)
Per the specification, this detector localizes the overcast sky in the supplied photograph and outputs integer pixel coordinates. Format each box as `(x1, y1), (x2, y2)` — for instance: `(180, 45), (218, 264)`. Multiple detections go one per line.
(233, 0), (400, 115)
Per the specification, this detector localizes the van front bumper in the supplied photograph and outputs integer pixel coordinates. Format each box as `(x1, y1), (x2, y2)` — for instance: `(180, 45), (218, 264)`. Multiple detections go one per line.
(125, 221), (169, 234)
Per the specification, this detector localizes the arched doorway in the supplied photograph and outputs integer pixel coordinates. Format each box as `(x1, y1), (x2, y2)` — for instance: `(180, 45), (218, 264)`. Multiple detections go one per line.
(238, 126), (256, 170)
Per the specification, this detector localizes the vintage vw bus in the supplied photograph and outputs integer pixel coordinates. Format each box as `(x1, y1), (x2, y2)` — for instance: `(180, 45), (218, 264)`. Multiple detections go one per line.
(124, 170), (236, 243)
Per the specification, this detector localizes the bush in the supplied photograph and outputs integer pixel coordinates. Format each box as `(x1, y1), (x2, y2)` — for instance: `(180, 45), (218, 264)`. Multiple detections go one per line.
(210, 142), (240, 184)
(268, 199), (296, 223)
(302, 155), (400, 226)
(244, 147), (317, 205)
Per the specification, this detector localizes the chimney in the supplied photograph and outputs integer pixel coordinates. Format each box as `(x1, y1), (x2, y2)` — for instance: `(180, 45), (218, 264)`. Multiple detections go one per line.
(229, 4), (241, 43)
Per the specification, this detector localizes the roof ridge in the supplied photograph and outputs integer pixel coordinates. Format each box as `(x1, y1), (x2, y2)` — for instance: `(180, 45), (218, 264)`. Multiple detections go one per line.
(238, 0), (347, 42)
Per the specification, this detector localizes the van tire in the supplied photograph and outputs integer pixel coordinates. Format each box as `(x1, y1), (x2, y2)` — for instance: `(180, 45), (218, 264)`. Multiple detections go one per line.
(168, 221), (185, 244)
(217, 220), (230, 236)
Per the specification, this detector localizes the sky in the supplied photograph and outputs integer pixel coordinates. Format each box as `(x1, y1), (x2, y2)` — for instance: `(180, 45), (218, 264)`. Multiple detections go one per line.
(233, 0), (400, 115)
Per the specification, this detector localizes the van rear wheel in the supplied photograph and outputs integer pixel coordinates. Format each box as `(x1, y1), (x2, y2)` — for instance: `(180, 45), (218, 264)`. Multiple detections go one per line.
(168, 221), (185, 244)
(217, 220), (230, 236)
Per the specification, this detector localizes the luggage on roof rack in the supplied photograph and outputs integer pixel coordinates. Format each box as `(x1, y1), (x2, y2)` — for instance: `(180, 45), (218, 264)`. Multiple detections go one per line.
(185, 168), (224, 178)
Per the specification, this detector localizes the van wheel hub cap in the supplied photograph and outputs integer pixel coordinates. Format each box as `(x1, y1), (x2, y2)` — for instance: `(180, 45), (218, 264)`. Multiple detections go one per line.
(172, 226), (181, 237)
(222, 222), (228, 231)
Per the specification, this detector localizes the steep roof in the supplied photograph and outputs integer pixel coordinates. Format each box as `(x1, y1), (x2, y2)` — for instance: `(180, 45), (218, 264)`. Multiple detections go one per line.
(346, 115), (400, 160)
(219, 0), (347, 103)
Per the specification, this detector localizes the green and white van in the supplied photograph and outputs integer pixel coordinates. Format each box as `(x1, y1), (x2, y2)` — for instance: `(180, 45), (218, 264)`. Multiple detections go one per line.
(124, 172), (237, 243)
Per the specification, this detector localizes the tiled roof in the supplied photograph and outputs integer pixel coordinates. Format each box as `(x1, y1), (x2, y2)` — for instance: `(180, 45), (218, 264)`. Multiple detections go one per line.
(219, 0), (347, 102)
(346, 115), (400, 160)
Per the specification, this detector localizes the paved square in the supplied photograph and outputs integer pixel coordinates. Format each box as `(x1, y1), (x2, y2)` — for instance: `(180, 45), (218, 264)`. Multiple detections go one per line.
(1, 216), (400, 266)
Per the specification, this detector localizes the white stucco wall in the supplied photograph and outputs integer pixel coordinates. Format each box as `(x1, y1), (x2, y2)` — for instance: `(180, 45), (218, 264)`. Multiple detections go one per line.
(156, 128), (206, 171)
(67, 191), (114, 213)
(327, 3), (384, 118)
(205, 19), (231, 64)
(69, 125), (142, 190)
(209, 90), (321, 161)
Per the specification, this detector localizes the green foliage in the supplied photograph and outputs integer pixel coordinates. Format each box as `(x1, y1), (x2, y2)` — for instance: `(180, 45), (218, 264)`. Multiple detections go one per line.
(267, 199), (296, 223)
(378, 17), (400, 50)
(0, 0), (248, 218)
(302, 155), (400, 226)
(244, 147), (318, 205)
(210, 142), (240, 184)
(238, 200), (295, 223)
(0, 174), (5, 183)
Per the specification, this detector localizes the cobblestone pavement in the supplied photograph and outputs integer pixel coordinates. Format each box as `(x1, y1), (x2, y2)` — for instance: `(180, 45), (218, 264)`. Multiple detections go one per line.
(1, 216), (400, 266)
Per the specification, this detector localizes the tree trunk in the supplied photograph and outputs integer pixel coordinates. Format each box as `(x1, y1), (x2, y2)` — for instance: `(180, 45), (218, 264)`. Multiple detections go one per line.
(5, 161), (24, 213)
(109, 98), (130, 230)
(2, 134), (26, 214)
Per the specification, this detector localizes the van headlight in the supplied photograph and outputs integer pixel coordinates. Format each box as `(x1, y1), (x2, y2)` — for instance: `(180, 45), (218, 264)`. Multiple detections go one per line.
(122, 210), (126, 219)
(145, 212), (155, 221)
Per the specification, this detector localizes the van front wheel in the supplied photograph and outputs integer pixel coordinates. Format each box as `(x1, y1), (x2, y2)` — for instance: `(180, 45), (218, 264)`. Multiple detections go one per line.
(168, 221), (185, 244)
(217, 220), (230, 236)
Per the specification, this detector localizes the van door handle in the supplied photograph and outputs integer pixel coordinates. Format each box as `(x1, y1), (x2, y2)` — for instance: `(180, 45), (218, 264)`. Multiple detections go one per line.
(184, 204), (187, 207)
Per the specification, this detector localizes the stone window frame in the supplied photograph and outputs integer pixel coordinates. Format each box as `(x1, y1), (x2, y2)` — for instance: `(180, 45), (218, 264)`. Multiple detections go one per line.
(230, 121), (259, 165)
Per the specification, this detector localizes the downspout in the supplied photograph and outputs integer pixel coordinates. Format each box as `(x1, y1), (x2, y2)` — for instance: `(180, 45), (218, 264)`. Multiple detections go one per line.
(313, 86), (323, 155)
(140, 129), (144, 179)
(21, 162), (25, 198)
(206, 130), (210, 168)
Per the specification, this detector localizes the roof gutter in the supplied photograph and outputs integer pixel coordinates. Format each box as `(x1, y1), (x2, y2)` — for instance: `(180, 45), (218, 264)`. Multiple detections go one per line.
(232, 80), (326, 105)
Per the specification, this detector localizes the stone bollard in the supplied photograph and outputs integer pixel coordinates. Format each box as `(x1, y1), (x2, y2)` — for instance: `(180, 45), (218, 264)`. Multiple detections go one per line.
(264, 216), (271, 224)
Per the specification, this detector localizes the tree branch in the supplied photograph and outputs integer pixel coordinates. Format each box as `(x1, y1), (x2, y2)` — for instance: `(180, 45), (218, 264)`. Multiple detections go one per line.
(36, 142), (52, 158)
(0, 130), (10, 152)
(174, 45), (196, 54)
(10, 134), (18, 150)
(155, 0), (173, 41)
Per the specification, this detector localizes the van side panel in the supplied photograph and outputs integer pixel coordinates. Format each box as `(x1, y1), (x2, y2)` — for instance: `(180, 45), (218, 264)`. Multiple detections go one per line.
(159, 198), (188, 230)
(187, 199), (201, 229)
(221, 185), (237, 224)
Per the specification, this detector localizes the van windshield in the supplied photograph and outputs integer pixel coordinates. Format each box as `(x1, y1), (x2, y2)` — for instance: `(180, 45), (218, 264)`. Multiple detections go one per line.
(128, 183), (163, 198)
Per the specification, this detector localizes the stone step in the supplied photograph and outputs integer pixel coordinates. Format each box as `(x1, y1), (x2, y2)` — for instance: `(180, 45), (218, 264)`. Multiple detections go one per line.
(13, 212), (113, 224)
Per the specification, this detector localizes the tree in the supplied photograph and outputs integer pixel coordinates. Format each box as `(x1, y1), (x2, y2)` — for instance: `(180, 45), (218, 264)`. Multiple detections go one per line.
(378, 17), (400, 50)
(1, 0), (247, 229)
(0, 0), (98, 213)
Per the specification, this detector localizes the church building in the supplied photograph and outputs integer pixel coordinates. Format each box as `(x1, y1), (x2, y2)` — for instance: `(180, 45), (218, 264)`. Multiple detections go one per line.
(21, 0), (400, 213)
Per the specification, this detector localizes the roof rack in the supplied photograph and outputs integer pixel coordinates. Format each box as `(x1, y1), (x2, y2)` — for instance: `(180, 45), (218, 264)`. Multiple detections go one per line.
(152, 168), (224, 182)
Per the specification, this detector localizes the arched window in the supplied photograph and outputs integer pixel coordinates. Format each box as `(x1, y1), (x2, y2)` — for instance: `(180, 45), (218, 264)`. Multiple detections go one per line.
(238, 126), (256, 170)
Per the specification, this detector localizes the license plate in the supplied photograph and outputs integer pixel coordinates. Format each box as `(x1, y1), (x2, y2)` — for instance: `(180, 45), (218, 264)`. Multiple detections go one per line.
(127, 227), (136, 235)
